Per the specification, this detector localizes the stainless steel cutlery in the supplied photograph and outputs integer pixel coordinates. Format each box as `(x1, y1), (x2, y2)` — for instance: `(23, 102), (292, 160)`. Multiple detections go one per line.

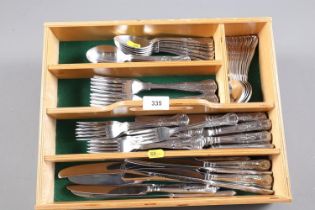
(59, 156), (274, 198)
(226, 35), (259, 103)
(86, 45), (191, 63)
(90, 75), (218, 106)
(75, 113), (274, 153)
(114, 35), (215, 60)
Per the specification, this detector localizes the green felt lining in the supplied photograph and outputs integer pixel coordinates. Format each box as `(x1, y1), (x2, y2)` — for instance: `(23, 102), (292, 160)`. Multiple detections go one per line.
(54, 40), (263, 202)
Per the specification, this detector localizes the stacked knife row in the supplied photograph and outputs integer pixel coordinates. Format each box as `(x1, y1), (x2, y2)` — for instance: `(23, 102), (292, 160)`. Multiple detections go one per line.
(76, 112), (274, 153)
(59, 156), (274, 199)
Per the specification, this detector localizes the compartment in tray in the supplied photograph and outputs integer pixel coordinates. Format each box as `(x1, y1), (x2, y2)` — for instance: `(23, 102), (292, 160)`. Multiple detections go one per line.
(57, 75), (217, 107)
(56, 112), (273, 155)
(55, 23), (220, 64)
(224, 22), (274, 103)
(54, 156), (273, 202)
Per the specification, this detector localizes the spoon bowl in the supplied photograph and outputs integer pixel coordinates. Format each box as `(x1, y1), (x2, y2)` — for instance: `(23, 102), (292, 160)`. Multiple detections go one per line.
(86, 45), (126, 63)
(229, 80), (246, 103)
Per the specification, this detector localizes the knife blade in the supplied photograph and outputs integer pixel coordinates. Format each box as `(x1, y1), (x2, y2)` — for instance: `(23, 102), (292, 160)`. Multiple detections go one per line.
(67, 173), (178, 185)
(58, 162), (123, 178)
(58, 162), (162, 178)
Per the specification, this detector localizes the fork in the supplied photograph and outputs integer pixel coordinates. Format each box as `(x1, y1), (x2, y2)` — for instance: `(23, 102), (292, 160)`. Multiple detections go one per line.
(86, 135), (162, 153)
(90, 76), (218, 106)
(87, 134), (273, 153)
(78, 113), (238, 141)
(91, 76), (217, 94)
(151, 113), (238, 140)
(90, 91), (219, 106)
(76, 114), (189, 140)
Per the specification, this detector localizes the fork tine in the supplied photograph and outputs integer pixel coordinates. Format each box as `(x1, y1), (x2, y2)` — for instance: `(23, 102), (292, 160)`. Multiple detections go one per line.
(76, 130), (109, 135)
(91, 86), (123, 92)
(87, 146), (119, 150)
(87, 148), (118, 153)
(92, 76), (125, 82)
(90, 93), (125, 100)
(87, 140), (119, 144)
(91, 81), (123, 88)
(77, 121), (110, 126)
(87, 142), (119, 147)
(91, 83), (123, 90)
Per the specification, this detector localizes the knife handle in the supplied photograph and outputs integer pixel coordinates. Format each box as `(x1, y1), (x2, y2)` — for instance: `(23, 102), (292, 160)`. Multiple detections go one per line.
(208, 180), (274, 195)
(149, 184), (217, 194)
(205, 119), (272, 136)
(209, 174), (273, 188)
(203, 159), (272, 171)
(169, 191), (236, 198)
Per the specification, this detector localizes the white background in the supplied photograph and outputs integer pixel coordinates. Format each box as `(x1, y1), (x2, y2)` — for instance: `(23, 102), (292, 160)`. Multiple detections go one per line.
(0, 0), (314, 209)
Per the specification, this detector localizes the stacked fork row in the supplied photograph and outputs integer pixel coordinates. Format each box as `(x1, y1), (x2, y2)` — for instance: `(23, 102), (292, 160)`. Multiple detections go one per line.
(75, 112), (274, 153)
(90, 75), (219, 106)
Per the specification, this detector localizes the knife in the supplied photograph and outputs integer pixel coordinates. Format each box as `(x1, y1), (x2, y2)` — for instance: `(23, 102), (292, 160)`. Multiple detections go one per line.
(67, 183), (219, 196)
(137, 168), (274, 195)
(125, 159), (273, 174)
(164, 158), (271, 171)
(67, 173), (179, 185)
(71, 191), (236, 199)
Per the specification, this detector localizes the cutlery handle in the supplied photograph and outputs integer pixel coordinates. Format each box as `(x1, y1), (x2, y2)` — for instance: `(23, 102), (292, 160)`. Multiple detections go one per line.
(130, 55), (191, 61)
(169, 191), (236, 197)
(210, 143), (274, 149)
(155, 37), (214, 44)
(205, 167), (273, 175)
(129, 114), (189, 130)
(204, 159), (272, 171)
(208, 180), (274, 195)
(145, 79), (217, 93)
(209, 174), (273, 188)
(139, 138), (202, 150)
(173, 113), (239, 135)
(204, 131), (272, 145)
(149, 184), (217, 194)
(205, 119), (272, 136)
(236, 112), (267, 122)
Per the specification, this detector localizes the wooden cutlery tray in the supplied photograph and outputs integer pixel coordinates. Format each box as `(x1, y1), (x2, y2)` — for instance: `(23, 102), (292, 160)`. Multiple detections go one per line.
(36, 17), (291, 210)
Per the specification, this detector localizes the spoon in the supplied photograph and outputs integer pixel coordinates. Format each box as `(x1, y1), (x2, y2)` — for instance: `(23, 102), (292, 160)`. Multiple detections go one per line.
(114, 35), (215, 60)
(229, 80), (246, 103)
(86, 45), (190, 63)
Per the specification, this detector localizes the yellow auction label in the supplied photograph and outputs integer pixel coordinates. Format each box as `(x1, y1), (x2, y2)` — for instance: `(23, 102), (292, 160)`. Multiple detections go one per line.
(148, 149), (165, 159)
(126, 40), (141, 48)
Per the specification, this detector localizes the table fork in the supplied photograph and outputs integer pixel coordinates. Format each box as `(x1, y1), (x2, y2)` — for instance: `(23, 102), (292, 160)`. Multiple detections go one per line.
(78, 113), (237, 141)
(90, 90), (219, 106)
(76, 114), (189, 140)
(87, 134), (273, 153)
(91, 75), (217, 94)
